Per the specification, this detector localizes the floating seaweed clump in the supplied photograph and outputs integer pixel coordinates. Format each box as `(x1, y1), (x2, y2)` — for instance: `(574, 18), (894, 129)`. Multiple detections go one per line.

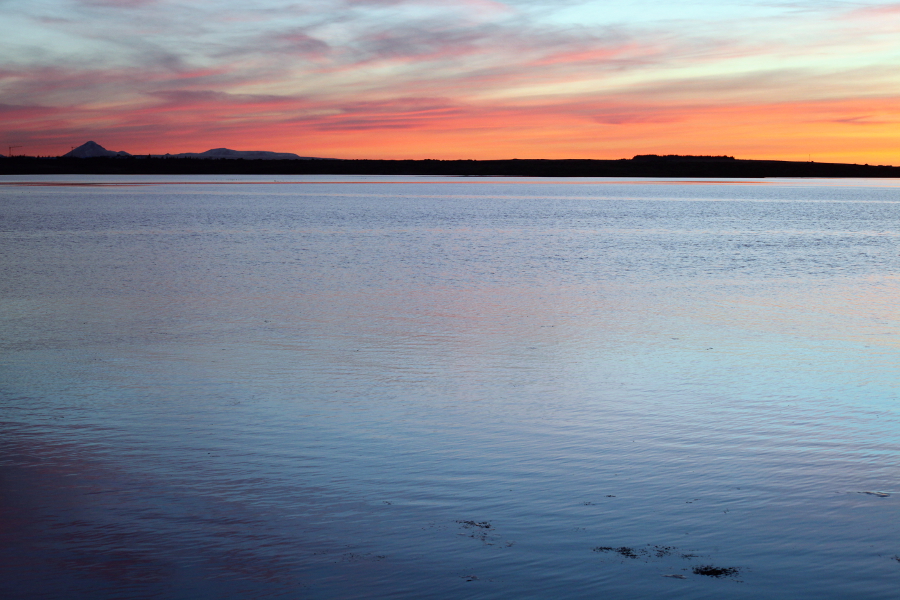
(592, 546), (644, 559)
(652, 545), (677, 558)
(693, 565), (741, 578)
(456, 520), (491, 529)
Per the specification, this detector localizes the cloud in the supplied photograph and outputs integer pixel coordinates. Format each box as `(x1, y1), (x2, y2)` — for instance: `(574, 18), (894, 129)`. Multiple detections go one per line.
(296, 97), (466, 131)
(268, 30), (331, 56)
(141, 89), (315, 118)
(845, 2), (900, 18)
(76, 0), (158, 6)
(0, 102), (60, 119)
(593, 111), (683, 125)
(830, 116), (895, 125)
(2, 1), (900, 162)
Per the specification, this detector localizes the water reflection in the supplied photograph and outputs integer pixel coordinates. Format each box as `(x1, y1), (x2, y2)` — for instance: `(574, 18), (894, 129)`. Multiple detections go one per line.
(1, 176), (899, 599)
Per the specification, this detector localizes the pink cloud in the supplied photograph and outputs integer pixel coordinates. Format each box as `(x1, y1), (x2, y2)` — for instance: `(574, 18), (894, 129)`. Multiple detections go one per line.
(3, 0), (899, 165)
(530, 41), (656, 68)
(845, 3), (900, 18)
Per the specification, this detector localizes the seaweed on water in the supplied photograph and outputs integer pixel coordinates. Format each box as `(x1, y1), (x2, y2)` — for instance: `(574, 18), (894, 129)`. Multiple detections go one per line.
(693, 565), (741, 578)
(592, 546), (646, 559)
(592, 542), (743, 581)
(617, 547), (641, 559)
(456, 520), (505, 545)
(652, 545), (677, 558)
(456, 520), (491, 529)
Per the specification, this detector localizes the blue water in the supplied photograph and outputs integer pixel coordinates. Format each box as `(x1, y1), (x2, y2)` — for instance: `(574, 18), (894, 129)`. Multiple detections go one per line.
(1, 175), (899, 598)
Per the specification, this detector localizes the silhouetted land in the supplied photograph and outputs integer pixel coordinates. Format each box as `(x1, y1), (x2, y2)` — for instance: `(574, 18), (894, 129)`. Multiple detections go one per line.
(3, 154), (900, 178)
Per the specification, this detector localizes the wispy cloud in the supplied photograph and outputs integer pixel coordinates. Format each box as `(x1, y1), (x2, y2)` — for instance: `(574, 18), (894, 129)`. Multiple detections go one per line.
(844, 2), (900, 18)
(76, 0), (159, 6)
(1, 1), (899, 162)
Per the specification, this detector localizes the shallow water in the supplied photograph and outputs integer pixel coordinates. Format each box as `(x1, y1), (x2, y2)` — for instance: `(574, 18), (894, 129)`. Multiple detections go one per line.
(1, 175), (899, 598)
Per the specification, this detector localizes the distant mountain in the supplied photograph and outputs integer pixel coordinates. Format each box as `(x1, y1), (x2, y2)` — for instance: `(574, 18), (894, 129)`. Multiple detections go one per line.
(163, 148), (319, 160)
(60, 142), (327, 160)
(64, 141), (132, 158)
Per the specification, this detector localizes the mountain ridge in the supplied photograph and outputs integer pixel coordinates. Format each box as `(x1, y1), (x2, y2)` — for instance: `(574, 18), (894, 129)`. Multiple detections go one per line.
(160, 148), (322, 160)
(62, 141), (325, 160)
(63, 141), (132, 158)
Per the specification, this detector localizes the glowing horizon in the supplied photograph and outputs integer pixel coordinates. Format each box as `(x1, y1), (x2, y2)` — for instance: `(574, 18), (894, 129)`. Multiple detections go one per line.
(2, 1), (900, 163)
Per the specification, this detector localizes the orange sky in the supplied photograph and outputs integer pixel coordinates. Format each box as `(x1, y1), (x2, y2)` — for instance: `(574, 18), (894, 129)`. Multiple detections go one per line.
(2, 1), (900, 163)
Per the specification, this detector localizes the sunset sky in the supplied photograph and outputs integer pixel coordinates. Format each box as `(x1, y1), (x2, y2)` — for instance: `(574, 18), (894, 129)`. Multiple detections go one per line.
(2, 0), (900, 161)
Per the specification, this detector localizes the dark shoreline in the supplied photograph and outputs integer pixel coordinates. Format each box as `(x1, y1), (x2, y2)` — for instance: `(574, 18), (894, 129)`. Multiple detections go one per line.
(3, 156), (900, 178)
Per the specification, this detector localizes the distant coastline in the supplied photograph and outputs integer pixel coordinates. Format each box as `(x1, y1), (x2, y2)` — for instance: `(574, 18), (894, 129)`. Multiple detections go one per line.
(55, 141), (331, 161)
(3, 154), (900, 178)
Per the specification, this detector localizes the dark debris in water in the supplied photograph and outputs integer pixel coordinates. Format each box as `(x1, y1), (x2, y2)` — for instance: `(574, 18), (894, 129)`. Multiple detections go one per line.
(456, 520), (491, 529)
(693, 565), (741, 578)
(456, 520), (514, 547)
(339, 552), (386, 563)
(583, 496), (616, 505)
(592, 544), (687, 560)
(859, 491), (890, 498)
(592, 543), (743, 581)
(652, 545), (677, 558)
(593, 546), (642, 559)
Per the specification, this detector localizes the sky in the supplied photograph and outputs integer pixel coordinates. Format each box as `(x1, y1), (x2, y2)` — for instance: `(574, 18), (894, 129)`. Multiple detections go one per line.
(1, 0), (899, 162)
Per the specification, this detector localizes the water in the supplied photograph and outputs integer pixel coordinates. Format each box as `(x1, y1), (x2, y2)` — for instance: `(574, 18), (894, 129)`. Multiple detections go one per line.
(1, 175), (899, 599)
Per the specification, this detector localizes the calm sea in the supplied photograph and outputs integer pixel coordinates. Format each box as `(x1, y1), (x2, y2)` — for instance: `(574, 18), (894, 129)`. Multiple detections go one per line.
(1, 175), (899, 599)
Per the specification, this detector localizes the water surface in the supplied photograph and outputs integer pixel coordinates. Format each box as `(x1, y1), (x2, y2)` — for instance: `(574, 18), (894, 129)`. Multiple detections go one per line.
(1, 175), (899, 598)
